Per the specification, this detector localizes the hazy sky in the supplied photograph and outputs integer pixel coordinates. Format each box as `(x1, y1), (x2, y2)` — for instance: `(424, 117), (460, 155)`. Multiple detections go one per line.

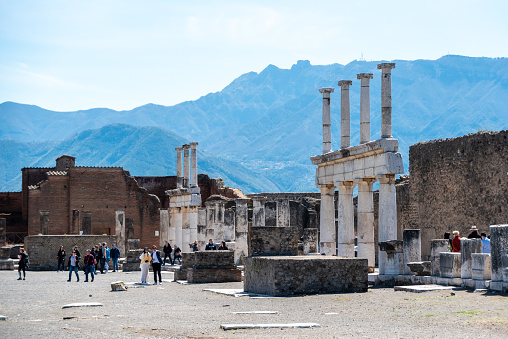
(1, 0), (507, 111)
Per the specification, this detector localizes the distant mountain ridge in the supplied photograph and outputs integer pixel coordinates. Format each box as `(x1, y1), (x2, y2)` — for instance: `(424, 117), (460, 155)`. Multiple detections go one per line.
(1, 55), (507, 193)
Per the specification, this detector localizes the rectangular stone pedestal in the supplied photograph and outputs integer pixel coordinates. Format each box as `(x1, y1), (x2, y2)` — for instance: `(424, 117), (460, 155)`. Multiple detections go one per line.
(175, 250), (242, 283)
(471, 253), (492, 281)
(440, 253), (461, 278)
(244, 256), (368, 296)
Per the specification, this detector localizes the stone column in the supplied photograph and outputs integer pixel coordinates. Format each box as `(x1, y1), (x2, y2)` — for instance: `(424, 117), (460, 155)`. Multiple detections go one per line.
(235, 199), (250, 264)
(337, 181), (355, 257)
(319, 184), (336, 255)
(357, 178), (375, 268)
(214, 201), (226, 243)
(174, 207), (183, 248)
(276, 199), (290, 227)
(189, 206), (198, 245)
(115, 210), (126, 256)
(197, 207), (207, 248)
(40, 210), (50, 235)
(205, 201), (215, 245)
(357, 73), (373, 144)
(168, 208), (176, 247)
(189, 141), (198, 187)
(377, 174), (398, 275)
(319, 87), (334, 154)
(159, 209), (169, 250)
(460, 238), (482, 279)
(402, 229), (421, 275)
(377, 63), (396, 138)
(252, 196), (266, 227)
(489, 225), (508, 282)
(183, 144), (190, 188)
(181, 206), (190, 250)
(430, 239), (450, 277)
(0, 218), (6, 245)
(175, 146), (183, 189)
(337, 80), (352, 149)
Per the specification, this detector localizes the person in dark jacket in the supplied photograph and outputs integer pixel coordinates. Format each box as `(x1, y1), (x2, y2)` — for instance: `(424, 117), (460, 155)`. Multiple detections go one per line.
(17, 248), (28, 280)
(67, 251), (80, 282)
(467, 226), (482, 239)
(92, 245), (100, 274)
(151, 245), (163, 285)
(57, 245), (66, 272)
(110, 244), (121, 272)
(163, 240), (172, 265)
(173, 244), (182, 265)
(98, 243), (105, 274)
(218, 241), (228, 250)
(192, 240), (199, 252)
(205, 239), (217, 250)
(83, 249), (95, 282)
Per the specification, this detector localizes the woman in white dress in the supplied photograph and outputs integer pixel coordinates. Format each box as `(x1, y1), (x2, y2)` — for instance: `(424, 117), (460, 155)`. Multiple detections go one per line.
(139, 247), (151, 284)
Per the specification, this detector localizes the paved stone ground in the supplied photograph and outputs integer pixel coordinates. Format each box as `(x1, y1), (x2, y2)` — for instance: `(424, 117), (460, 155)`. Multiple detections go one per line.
(0, 270), (507, 338)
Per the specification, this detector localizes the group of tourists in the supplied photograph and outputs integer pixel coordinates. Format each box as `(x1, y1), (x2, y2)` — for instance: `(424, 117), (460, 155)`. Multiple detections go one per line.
(162, 241), (182, 266)
(445, 225), (491, 253)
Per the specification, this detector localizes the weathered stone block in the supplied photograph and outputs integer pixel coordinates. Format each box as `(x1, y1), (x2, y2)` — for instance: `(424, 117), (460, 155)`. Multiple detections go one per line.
(249, 227), (299, 256)
(403, 229), (421, 275)
(430, 239), (450, 276)
(490, 225), (508, 282)
(407, 261), (431, 276)
(174, 251), (241, 283)
(472, 253), (492, 281)
(440, 252), (461, 278)
(460, 238), (482, 279)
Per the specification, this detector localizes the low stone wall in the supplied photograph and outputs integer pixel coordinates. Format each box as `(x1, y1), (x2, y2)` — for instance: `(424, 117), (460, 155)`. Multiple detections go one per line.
(25, 235), (118, 270)
(175, 250), (242, 283)
(249, 227), (299, 256)
(244, 256), (368, 296)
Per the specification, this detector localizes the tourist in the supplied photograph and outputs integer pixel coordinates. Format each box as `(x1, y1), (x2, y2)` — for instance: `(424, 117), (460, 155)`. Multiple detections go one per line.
(481, 233), (491, 253)
(99, 243), (106, 274)
(73, 246), (81, 260)
(192, 240), (199, 252)
(444, 232), (452, 252)
(83, 249), (95, 282)
(163, 240), (173, 265)
(173, 244), (182, 265)
(56, 245), (66, 272)
(139, 247), (151, 284)
(92, 245), (100, 274)
(67, 251), (80, 282)
(151, 245), (163, 285)
(205, 239), (217, 250)
(17, 248), (28, 281)
(110, 243), (120, 272)
(105, 244), (111, 273)
(218, 241), (228, 250)
(467, 226), (481, 239)
(451, 231), (461, 252)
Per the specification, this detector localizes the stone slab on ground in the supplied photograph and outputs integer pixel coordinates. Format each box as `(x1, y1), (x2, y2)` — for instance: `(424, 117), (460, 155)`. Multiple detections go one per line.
(394, 284), (462, 293)
(232, 311), (279, 314)
(203, 288), (283, 298)
(220, 323), (320, 330)
(62, 302), (104, 309)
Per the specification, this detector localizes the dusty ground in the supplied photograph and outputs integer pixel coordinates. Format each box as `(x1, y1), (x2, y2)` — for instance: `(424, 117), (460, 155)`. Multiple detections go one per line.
(0, 270), (507, 338)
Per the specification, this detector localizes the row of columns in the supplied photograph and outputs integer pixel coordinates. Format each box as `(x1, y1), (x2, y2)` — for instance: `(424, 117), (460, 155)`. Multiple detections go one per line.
(175, 142), (199, 188)
(164, 204), (199, 251)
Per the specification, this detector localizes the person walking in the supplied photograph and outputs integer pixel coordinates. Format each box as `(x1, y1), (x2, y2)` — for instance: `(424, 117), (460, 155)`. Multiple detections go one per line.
(105, 244), (111, 273)
(83, 249), (95, 282)
(110, 244), (120, 272)
(92, 244), (100, 274)
(151, 245), (163, 285)
(163, 240), (173, 265)
(67, 251), (80, 282)
(56, 245), (66, 272)
(139, 247), (151, 284)
(99, 243), (106, 274)
(451, 231), (461, 252)
(17, 248), (28, 281)
(173, 244), (182, 265)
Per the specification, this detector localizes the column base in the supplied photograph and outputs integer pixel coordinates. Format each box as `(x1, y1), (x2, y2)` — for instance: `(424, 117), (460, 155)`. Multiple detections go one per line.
(320, 242), (336, 256)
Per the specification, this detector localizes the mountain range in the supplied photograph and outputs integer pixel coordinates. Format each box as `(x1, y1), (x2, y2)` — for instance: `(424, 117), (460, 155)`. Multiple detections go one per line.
(1, 55), (507, 193)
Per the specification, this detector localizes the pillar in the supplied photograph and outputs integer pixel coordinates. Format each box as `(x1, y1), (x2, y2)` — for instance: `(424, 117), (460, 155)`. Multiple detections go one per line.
(174, 207), (183, 248)
(319, 184), (336, 255)
(337, 80), (352, 149)
(189, 206), (198, 245)
(197, 207), (207, 248)
(276, 199), (290, 227)
(490, 225), (508, 282)
(377, 63), (396, 138)
(402, 229), (421, 275)
(115, 210), (126, 256)
(183, 144), (190, 188)
(175, 146), (183, 188)
(235, 199), (250, 265)
(460, 238), (482, 279)
(252, 196), (266, 227)
(214, 201), (226, 243)
(377, 174), (398, 275)
(319, 88), (334, 154)
(189, 141), (198, 187)
(168, 207), (176, 247)
(357, 178), (375, 267)
(337, 181), (355, 257)
(357, 73), (373, 144)
(430, 239), (450, 277)
(182, 206), (190, 250)
(0, 218), (6, 245)
(205, 201), (215, 244)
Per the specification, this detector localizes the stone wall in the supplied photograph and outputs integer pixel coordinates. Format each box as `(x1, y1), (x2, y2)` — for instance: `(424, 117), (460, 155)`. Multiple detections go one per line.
(24, 235), (117, 270)
(249, 227), (299, 256)
(0, 192), (24, 234)
(175, 250), (241, 283)
(244, 256), (368, 296)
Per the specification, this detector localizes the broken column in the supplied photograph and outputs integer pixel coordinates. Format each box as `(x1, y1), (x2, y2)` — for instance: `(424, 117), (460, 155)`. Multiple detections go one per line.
(430, 239), (450, 276)
(357, 73), (373, 144)
(490, 224), (508, 283)
(337, 181), (355, 257)
(338, 80), (352, 149)
(40, 210), (50, 235)
(319, 87), (334, 154)
(252, 196), (266, 227)
(175, 146), (183, 189)
(319, 185), (336, 255)
(189, 142), (198, 187)
(460, 238), (482, 279)
(234, 199), (249, 264)
(183, 144), (190, 188)
(402, 229), (421, 275)
(115, 210), (126, 256)
(357, 178), (375, 268)
(377, 174), (398, 275)
(377, 63), (396, 138)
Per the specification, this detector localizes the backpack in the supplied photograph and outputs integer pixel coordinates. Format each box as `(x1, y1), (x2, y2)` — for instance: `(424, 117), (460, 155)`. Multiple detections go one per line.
(23, 253), (29, 266)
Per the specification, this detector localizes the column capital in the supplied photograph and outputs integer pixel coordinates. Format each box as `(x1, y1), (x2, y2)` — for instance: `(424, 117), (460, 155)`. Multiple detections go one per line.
(337, 180), (356, 189)
(235, 198), (250, 205)
(377, 63), (396, 70)
(319, 87), (335, 94)
(175, 146), (183, 151)
(189, 141), (198, 148)
(357, 73), (373, 80)
(337, 80), (353, 87)
(251, 195), (267, 202)
(355, 177), (376, 185)
(182, 144), (190, 150)
(377, 174), (396, 184)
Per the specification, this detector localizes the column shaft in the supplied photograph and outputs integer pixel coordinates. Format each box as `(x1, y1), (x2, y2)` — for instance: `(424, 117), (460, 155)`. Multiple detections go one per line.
(338, 80), (352, 149)
(174, 207), (183, 248)
(357, 73), (373, 144)
(337, 181), (355, 257)
(175, 146), (183, 188)
(190, 142), (198, 187)
(234, 199), (249, 264)
(378, 174), (398, 275)
(319, 88), (334, 154)
(319, 185), (336, 255)
(377, 63), (396, 138)
(357, 179), (375, 267)
(252, 196), (266, 227)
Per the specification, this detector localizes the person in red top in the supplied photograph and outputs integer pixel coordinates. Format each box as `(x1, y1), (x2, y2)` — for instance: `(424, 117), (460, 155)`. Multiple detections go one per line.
(83, 249), (96, 282)
(451, 231), (461, 252)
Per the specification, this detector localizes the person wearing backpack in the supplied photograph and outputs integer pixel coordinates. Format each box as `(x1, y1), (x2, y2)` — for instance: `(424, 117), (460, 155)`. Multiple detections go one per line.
(17, 248), (28, 280)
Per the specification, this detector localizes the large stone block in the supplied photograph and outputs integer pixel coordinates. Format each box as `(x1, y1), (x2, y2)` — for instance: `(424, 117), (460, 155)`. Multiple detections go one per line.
(460, 238), (482, 279)
(175, 251), (241, 283)
(430, 239), (450, 276)
(440, 252), (461, 278)
(249, 227), (299, 256)
(471, 253), (492, 281)
(402, 229), (421, 275)
(244, 256), (368, 296)
(490, 225), (508, 282)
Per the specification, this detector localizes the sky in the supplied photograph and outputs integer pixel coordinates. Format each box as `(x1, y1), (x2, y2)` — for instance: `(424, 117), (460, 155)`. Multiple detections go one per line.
(1, 0), (507, 112)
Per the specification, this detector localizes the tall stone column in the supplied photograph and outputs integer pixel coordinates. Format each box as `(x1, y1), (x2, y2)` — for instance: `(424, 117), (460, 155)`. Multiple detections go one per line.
(214, 201), (226, 243)
(490, 225), (508, 282)
(189, 141), (198, 187)
(115, 210), (126, 256)
(183, 144), (190, 188)
(357, 178), (375, 268)
(377, 63), (396, 138)
(205, 201), (215, 244)
(252, 196), (266, 227)
(189, 206), (198, 244)
(168, 207), (176, 247)
(337, 181), (355, 257)
(377, 174), (398, 275)
(181, 206), (191, 250)
(276, 199), (290, 227)
(235, 199), (250, 265)
(197, 207), (207, 248)
(174, 207), (183, 248)
(357, 73), (373, 144)
(319, 87), (334, 154)
(338, 80), (352, 149)
(175, 146), (183, 189)
(319, 184), (336, 255)
(40, 210), (50, 235)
